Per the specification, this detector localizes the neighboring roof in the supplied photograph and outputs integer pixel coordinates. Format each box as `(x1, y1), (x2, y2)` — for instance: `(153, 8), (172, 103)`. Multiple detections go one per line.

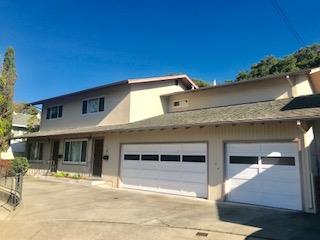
(30, 74), (198, 105)
(12, 113), (30, 127)
(162, 68), (316, 97)
(21, 94), (320, 138)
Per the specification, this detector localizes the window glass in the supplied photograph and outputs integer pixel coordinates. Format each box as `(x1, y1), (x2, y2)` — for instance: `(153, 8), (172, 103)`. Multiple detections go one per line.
(229, 156), (258, 164)
(81, 141), (87, 162)
(51, 106), (58, 118)
(82, 101), (87, 114)
(161, 155), (180, 162)
(261, 156), (295, 166)
(182, 155), (206, 162)
(83, 97), (105, 114)
(47, 105), (63, 119)
(64, 140), (87, 163)
(88, 98), (99, 113)
(58, 106), (63, 118)
(124, 154), (140, 160)
(141, 155), (159, 161)
(99, 97), (105, 112)
(27, 142), (43, 161)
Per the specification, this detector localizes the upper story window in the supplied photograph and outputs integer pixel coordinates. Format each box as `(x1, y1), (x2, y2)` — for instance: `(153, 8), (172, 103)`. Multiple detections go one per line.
(82, 97), (105, 114)
(173, 99), (188, 108)
(46, 105), (63, 119)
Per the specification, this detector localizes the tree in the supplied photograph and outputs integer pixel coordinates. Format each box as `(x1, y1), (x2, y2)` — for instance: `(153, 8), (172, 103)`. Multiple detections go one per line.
(192, 79), (211, 88)
(27, 114), (40, 132)
(250, 56), (278, 78)
(0, 47), (17, 152)
(236, 44), (320, 81)
(236, 71), (250, 81)
(14, 102), (39, 115)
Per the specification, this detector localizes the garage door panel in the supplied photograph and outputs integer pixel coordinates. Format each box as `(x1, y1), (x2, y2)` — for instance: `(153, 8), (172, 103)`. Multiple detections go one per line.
(261, 181), (301, 195)
(121, 177), (159, 188)
(226, 142), (302, 210)
(156, 162), (206, 173)
(123, 169), (159, 179)
(181, 143), (207, 153)
(159, 144), (182, 153)
(228, 189), (262, 205)
(180, 172), (207, 183)
(227, 143), (260, 155)
(121, 143), (207, 198)
(228, 178), (262, 192)
(261, 193), (301, 210)
(260, 143), (297, 155)
(259, 168), (299, 182)
(228, 166), (259, 179)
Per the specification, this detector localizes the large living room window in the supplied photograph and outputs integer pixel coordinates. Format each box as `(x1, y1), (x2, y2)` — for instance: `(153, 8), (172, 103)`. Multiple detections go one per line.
(82, 97), (104, 114)
(64, 139), (87, 164)
(46, 105), (63, 119)
(27, 142), (43, 161)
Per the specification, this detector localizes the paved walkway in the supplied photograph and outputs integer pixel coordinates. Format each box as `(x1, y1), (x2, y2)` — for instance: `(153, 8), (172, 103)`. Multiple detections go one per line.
(0, 177), (320, 240)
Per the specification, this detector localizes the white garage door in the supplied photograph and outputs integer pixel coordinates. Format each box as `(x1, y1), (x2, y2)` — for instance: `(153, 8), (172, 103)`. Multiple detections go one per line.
(120, 143), (207, 198)
(225, 142), (302, 210)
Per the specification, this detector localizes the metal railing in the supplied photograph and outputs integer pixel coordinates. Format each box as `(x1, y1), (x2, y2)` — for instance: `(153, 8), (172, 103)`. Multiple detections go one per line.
(0, 162), (24, 210)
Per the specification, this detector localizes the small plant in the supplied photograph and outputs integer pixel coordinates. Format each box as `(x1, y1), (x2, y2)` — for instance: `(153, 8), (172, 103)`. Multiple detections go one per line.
(52, 171), (83, 180)
(71, 174), (81, 179)
(53, 171), (67, 177)
(10, 157), (29, 175)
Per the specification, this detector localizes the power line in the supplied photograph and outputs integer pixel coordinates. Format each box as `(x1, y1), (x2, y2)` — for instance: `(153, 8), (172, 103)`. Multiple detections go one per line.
(271, 0), (305, 46)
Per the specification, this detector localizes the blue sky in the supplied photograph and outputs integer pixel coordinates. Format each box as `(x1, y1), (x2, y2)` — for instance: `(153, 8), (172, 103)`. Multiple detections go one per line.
(1, 0), (319, 102)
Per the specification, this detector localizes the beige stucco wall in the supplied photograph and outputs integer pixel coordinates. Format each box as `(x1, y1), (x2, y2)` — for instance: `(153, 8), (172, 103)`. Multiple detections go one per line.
(100, 121), (315, 213)
(129, 80), (185, 122)
(27, 121), (316, 213)
(40, 85), (131, 131)
(167, 75), (314, 112)
(292, 74), (314, 97)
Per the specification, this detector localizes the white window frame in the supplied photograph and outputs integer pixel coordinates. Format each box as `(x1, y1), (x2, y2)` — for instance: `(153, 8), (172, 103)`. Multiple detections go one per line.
(27, 141), (44, 163)
(46, 104), (63, 120)
(172, 99), (189, 108)
(63, 138), (88, 165)
(81, 96), (105, 116)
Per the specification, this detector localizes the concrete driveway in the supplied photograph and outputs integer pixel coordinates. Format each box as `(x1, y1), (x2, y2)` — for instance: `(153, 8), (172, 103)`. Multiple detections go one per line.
(0, 177), (320, 240)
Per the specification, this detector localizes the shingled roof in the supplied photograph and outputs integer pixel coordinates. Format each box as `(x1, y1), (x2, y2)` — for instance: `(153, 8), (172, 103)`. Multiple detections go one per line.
(21, 94), (320, 138)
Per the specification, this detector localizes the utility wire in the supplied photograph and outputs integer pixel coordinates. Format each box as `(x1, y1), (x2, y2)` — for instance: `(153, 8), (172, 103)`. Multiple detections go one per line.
(271, 0), (305, 46)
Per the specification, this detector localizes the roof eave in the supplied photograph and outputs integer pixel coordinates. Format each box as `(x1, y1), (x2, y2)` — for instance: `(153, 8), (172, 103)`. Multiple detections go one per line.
(18, 115), (320, 139)
(162, 69), (313, 97)
(29, 80), (129, 105)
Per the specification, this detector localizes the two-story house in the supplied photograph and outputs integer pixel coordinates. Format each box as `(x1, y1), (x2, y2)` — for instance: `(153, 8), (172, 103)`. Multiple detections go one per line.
(23, 69), (320, 213)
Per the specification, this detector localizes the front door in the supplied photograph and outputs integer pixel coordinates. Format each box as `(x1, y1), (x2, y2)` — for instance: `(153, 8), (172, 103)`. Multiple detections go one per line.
(51, 141), (60, 172)
(92, 139), (104, 177)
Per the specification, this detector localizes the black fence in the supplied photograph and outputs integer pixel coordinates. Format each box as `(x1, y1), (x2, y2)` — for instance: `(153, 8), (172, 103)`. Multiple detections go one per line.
(0, 162), (24, 210)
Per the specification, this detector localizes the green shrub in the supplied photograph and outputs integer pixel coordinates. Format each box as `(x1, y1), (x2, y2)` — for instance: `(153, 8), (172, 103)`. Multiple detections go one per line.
(53, 171), (67, 177)
(71, 174), (81, 179)
(10, 157), (29, 175)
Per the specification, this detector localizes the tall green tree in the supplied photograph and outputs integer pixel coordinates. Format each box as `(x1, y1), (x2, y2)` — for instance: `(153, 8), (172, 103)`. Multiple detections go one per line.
(0, 47), (17, 152)
(192, 79), (211, 88)
(236, 44), (320, 81)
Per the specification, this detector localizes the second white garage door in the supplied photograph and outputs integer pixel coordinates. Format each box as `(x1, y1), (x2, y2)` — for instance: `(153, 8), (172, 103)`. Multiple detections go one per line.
(225, 142), (302, 210)
(120, 143), (207, 198)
